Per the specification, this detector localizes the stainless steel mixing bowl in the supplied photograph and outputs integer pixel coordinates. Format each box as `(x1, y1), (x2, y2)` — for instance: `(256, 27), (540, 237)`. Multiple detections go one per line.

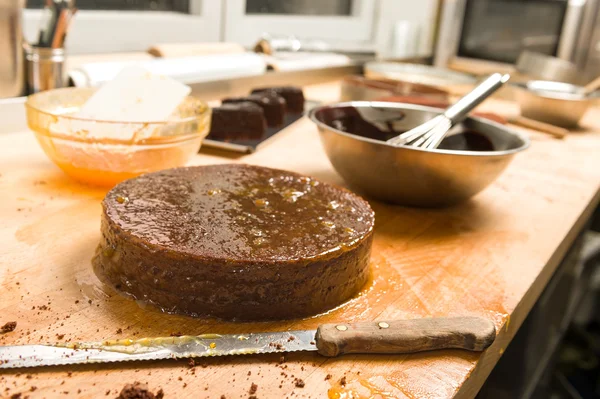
(513, 81), (599, 128)
(309, 102), (529, 207)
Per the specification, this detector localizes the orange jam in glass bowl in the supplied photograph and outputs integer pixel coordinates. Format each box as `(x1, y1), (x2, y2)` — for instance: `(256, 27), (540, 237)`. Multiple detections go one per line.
(25, 87), (211, 187)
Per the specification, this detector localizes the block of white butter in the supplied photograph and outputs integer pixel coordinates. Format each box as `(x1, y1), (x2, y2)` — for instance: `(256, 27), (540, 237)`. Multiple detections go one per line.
(77, 65), (191, 122)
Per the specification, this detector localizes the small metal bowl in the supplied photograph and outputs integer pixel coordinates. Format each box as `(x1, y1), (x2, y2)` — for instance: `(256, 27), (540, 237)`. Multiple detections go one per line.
(516, 51), (582, 85)
(513, 80), (598, 128)
(309, 102), (529, 207)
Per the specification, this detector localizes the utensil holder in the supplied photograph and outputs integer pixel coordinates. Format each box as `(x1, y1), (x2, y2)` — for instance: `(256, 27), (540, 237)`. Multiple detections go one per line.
(25, 45), (67, 94)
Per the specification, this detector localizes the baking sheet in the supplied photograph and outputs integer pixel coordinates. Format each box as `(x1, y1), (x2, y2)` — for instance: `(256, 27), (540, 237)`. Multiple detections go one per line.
(202, 100), (319, 153)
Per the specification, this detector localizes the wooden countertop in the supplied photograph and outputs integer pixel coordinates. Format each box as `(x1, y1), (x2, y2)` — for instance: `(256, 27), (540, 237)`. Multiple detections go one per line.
(1, 81), (600, 399)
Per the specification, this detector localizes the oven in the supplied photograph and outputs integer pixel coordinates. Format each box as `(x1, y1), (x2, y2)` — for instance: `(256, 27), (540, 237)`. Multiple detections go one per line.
(434, 0), (600, 82)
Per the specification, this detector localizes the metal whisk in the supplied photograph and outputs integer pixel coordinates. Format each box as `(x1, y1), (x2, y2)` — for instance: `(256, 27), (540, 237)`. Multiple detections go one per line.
(387, 73), (510, 149)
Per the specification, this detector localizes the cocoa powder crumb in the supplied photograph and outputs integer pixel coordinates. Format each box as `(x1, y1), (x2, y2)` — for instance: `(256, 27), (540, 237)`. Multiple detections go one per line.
(279, 355), (286, 364)
(116, 328), (123, 334)
(1, 322), (17, 333)
(220, 396), (226, 399)
(56, 334), (65, 340)
(325, 374), (332, 381)
(249, 396), (257, 399)
(29, 387), (37, 392)
(10, 393), (22, 399)
(187, 359), (196, 368)
(340, 376), (347, 386)
(295, 379), (305, 388)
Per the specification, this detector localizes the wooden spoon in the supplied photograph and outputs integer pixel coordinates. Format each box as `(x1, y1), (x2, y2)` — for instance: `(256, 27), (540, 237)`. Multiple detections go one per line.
(582, 75), (600, 96)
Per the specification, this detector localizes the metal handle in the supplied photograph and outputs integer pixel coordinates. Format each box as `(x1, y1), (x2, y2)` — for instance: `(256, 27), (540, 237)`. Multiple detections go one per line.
(444, 73), (510, 123)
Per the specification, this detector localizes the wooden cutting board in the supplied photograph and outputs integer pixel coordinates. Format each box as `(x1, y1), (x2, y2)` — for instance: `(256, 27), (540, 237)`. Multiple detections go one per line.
(1, 84), (600, 399)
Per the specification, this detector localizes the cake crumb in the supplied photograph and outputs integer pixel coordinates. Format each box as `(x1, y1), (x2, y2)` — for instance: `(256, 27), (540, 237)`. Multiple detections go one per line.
(115, 382), (163, 399)
(170, 332), (183, 337)
(249, 383), (258, 394)
(1, 322), (17, 333)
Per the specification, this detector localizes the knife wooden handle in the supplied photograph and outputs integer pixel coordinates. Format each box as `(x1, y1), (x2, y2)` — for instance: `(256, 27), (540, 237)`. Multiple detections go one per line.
(315, 317), (496, 357)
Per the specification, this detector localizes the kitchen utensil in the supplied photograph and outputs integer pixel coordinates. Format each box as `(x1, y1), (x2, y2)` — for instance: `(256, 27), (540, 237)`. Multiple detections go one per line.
(581, 75), (600, 96)
(387, 73), (510, 149)
(148, 42), (245, 58)
(516, 51), (582, 85)
(37, 0), (74, 48)
(0, 0), (26, 98)
(509, 115), (568, 139)
(378, 95), (508, 125)
(25, 87), (210, 186)
(25, 44), (67, 94)
(340, 75), (449, 103)
(253, 33), (330, 55)
(513, 80), (599, 128)
(309, 101), (529, 207)
(68, 53), (267, 88)
(0, 317), (495, 369)
(364, 61), (477, 95)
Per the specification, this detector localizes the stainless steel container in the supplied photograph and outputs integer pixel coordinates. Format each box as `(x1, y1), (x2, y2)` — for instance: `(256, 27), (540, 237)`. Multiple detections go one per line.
(516, 51), (582, 85)
(309, 102), (529, 207)
(513, 81), (599, 128)
(0, 0), (26, 98)
(25, 45), (67, 94)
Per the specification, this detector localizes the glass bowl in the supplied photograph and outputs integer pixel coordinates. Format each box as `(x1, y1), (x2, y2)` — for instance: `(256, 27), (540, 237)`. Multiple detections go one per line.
(25, 87), (211, 187)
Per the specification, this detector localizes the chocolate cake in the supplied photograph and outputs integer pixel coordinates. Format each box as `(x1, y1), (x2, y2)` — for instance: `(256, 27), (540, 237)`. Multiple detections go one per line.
(207, 102), (267, 141)
(223, 92), (286, 127)
(93, 164), (374, 320)
(252, 86), (305, 114)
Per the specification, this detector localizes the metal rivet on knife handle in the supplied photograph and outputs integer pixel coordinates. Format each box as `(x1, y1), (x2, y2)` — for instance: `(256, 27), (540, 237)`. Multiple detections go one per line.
(314, 317), (497, 357)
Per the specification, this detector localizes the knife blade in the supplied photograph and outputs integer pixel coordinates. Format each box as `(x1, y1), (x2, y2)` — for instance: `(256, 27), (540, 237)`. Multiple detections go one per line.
(0, 317), (496, 369)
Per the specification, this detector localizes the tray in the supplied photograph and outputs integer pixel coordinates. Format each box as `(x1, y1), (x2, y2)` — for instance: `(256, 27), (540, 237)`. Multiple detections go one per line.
(202, 100), (319, 153)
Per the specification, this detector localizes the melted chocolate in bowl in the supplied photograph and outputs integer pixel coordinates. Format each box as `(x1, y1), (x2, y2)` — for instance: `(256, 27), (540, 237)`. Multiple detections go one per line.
(325, 106), (495, 152)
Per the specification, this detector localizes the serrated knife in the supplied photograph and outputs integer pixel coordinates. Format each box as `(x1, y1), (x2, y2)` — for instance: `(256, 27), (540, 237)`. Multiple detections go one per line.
(0, 317), (495, 369)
